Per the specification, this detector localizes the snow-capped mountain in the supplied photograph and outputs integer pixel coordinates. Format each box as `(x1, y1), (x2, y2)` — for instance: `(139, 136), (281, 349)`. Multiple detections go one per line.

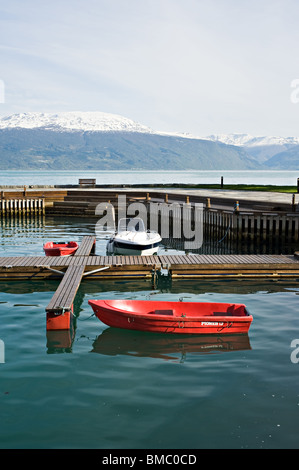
(0, 111), (261, 171)
(0, 112), (298, 149)
(202, 133), (299, 147)
(0, 111), (297, 169)
(0, 111), (154, 133)
(201, 133), (299, 167)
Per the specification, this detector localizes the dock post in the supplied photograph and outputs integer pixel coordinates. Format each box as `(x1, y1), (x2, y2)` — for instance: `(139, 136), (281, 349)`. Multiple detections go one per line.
(46, 307), (74, 331)
(292, 194), (296, 212)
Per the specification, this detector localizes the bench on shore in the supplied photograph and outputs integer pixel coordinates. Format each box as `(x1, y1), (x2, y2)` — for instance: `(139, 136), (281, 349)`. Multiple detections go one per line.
(78, 178), (96, 187)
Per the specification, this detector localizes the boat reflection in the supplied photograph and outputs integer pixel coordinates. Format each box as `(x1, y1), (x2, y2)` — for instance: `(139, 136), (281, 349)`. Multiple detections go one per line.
(91, 327), (251, 362)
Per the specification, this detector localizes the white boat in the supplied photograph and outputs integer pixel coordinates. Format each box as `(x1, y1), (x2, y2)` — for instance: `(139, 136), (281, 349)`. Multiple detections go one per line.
(106, 218), (162, 256)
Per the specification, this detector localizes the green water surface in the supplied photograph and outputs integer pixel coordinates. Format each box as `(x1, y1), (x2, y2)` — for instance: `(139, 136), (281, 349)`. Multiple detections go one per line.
(0, 216), (299, 449)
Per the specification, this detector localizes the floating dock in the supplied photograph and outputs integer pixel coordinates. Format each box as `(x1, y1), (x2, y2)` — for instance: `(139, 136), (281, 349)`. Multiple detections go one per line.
(1, 186), (299, 332)
(0, 236), (299, 330)
(1, 249), (299, 282)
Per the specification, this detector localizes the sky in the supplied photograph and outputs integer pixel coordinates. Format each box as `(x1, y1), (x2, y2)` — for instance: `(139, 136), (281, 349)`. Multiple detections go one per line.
(1, 0), (299, 137)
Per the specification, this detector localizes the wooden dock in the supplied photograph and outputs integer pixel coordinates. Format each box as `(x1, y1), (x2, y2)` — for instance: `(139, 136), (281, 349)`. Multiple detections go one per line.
(46, 265), (85, 330)
(1, 235), (299, 330)
(1, 187), (298, 338)
(45, 235), (96, 330)
(1, 187), (299, 244)
(2, 251), (299, 281)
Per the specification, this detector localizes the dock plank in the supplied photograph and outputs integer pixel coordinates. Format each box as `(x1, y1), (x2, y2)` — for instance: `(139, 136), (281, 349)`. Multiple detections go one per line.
(1, 253), (299, 282)
(59, 266), (84, 308)
(46, 265), (85, 313)
(75, 236), (96, 256)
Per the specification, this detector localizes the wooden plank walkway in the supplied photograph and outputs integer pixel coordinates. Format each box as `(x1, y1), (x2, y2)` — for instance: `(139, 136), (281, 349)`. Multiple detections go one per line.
(167, 254), (299, 279)
(74, 235), (96, 256)
(0, 253), (299, 279)
(45, 236), (96, 330)
(46, 264), (85, 330)
(46, 265), (85, 314)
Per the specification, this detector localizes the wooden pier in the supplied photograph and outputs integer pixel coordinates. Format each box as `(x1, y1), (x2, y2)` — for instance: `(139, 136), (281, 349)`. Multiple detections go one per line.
(1, 187), (299, 243)
(46, 265), (85, 330)
(2, 250), (298, 282)
(45, 236), (99, 330)
(0, 235), (299, 330)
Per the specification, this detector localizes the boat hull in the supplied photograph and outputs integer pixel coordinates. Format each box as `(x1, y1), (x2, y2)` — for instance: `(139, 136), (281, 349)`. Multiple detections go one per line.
(107, 239), (160, 256)
(106, 220), (162, 255)
(88, 299), (253, 335)
(43, 241), (79, 256)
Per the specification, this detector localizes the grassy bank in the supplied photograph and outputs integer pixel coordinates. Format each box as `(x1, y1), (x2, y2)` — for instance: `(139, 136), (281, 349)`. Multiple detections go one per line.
(186, 184), (298, 193)
(108, 183), (298, 193)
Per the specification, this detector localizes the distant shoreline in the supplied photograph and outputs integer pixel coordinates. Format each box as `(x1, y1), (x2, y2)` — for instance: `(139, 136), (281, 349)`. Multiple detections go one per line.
(0, 183), (298, 193)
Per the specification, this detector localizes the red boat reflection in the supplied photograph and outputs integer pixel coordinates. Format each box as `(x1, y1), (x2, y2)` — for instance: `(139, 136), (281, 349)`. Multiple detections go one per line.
(91, 327), (251, 362)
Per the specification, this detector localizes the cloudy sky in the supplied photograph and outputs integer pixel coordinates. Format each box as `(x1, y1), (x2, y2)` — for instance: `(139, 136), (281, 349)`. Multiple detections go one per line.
(1, 0), (299, 136)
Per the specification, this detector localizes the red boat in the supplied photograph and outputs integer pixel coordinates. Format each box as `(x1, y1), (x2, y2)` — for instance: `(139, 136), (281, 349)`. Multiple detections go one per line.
(43, 241), (79, 256)
(88, 299), (253, 335)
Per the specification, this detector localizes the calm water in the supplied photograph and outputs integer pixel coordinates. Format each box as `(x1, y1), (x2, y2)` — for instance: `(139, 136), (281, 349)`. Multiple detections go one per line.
(0, 169), (298, 186)
(1, 173), (299, 449)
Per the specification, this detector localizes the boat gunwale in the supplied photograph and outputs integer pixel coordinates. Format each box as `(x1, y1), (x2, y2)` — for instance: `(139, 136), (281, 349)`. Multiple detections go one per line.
(89, 299), (253, 322)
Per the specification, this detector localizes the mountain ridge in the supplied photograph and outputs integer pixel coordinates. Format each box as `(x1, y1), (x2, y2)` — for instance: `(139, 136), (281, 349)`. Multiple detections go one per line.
(202, 133), (299, 168)
(0, 111), (154, 133)
(202, 133), (299, 147)
(0, 127), (259, 170)
(0, 111), (297, 170)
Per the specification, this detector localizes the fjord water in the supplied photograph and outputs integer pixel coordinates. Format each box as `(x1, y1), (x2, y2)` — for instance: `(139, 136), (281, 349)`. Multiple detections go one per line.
(0, 169), (298, 186)
(1, 171), (299, 449)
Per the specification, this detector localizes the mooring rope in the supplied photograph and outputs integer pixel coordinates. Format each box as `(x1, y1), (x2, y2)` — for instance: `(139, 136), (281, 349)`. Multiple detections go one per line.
(77, 313), (95, 321)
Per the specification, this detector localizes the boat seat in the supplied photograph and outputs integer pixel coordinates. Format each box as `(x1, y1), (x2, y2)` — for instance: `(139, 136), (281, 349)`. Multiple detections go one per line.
(213, 311), (232, 316)
(154, 309), (173, 316)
